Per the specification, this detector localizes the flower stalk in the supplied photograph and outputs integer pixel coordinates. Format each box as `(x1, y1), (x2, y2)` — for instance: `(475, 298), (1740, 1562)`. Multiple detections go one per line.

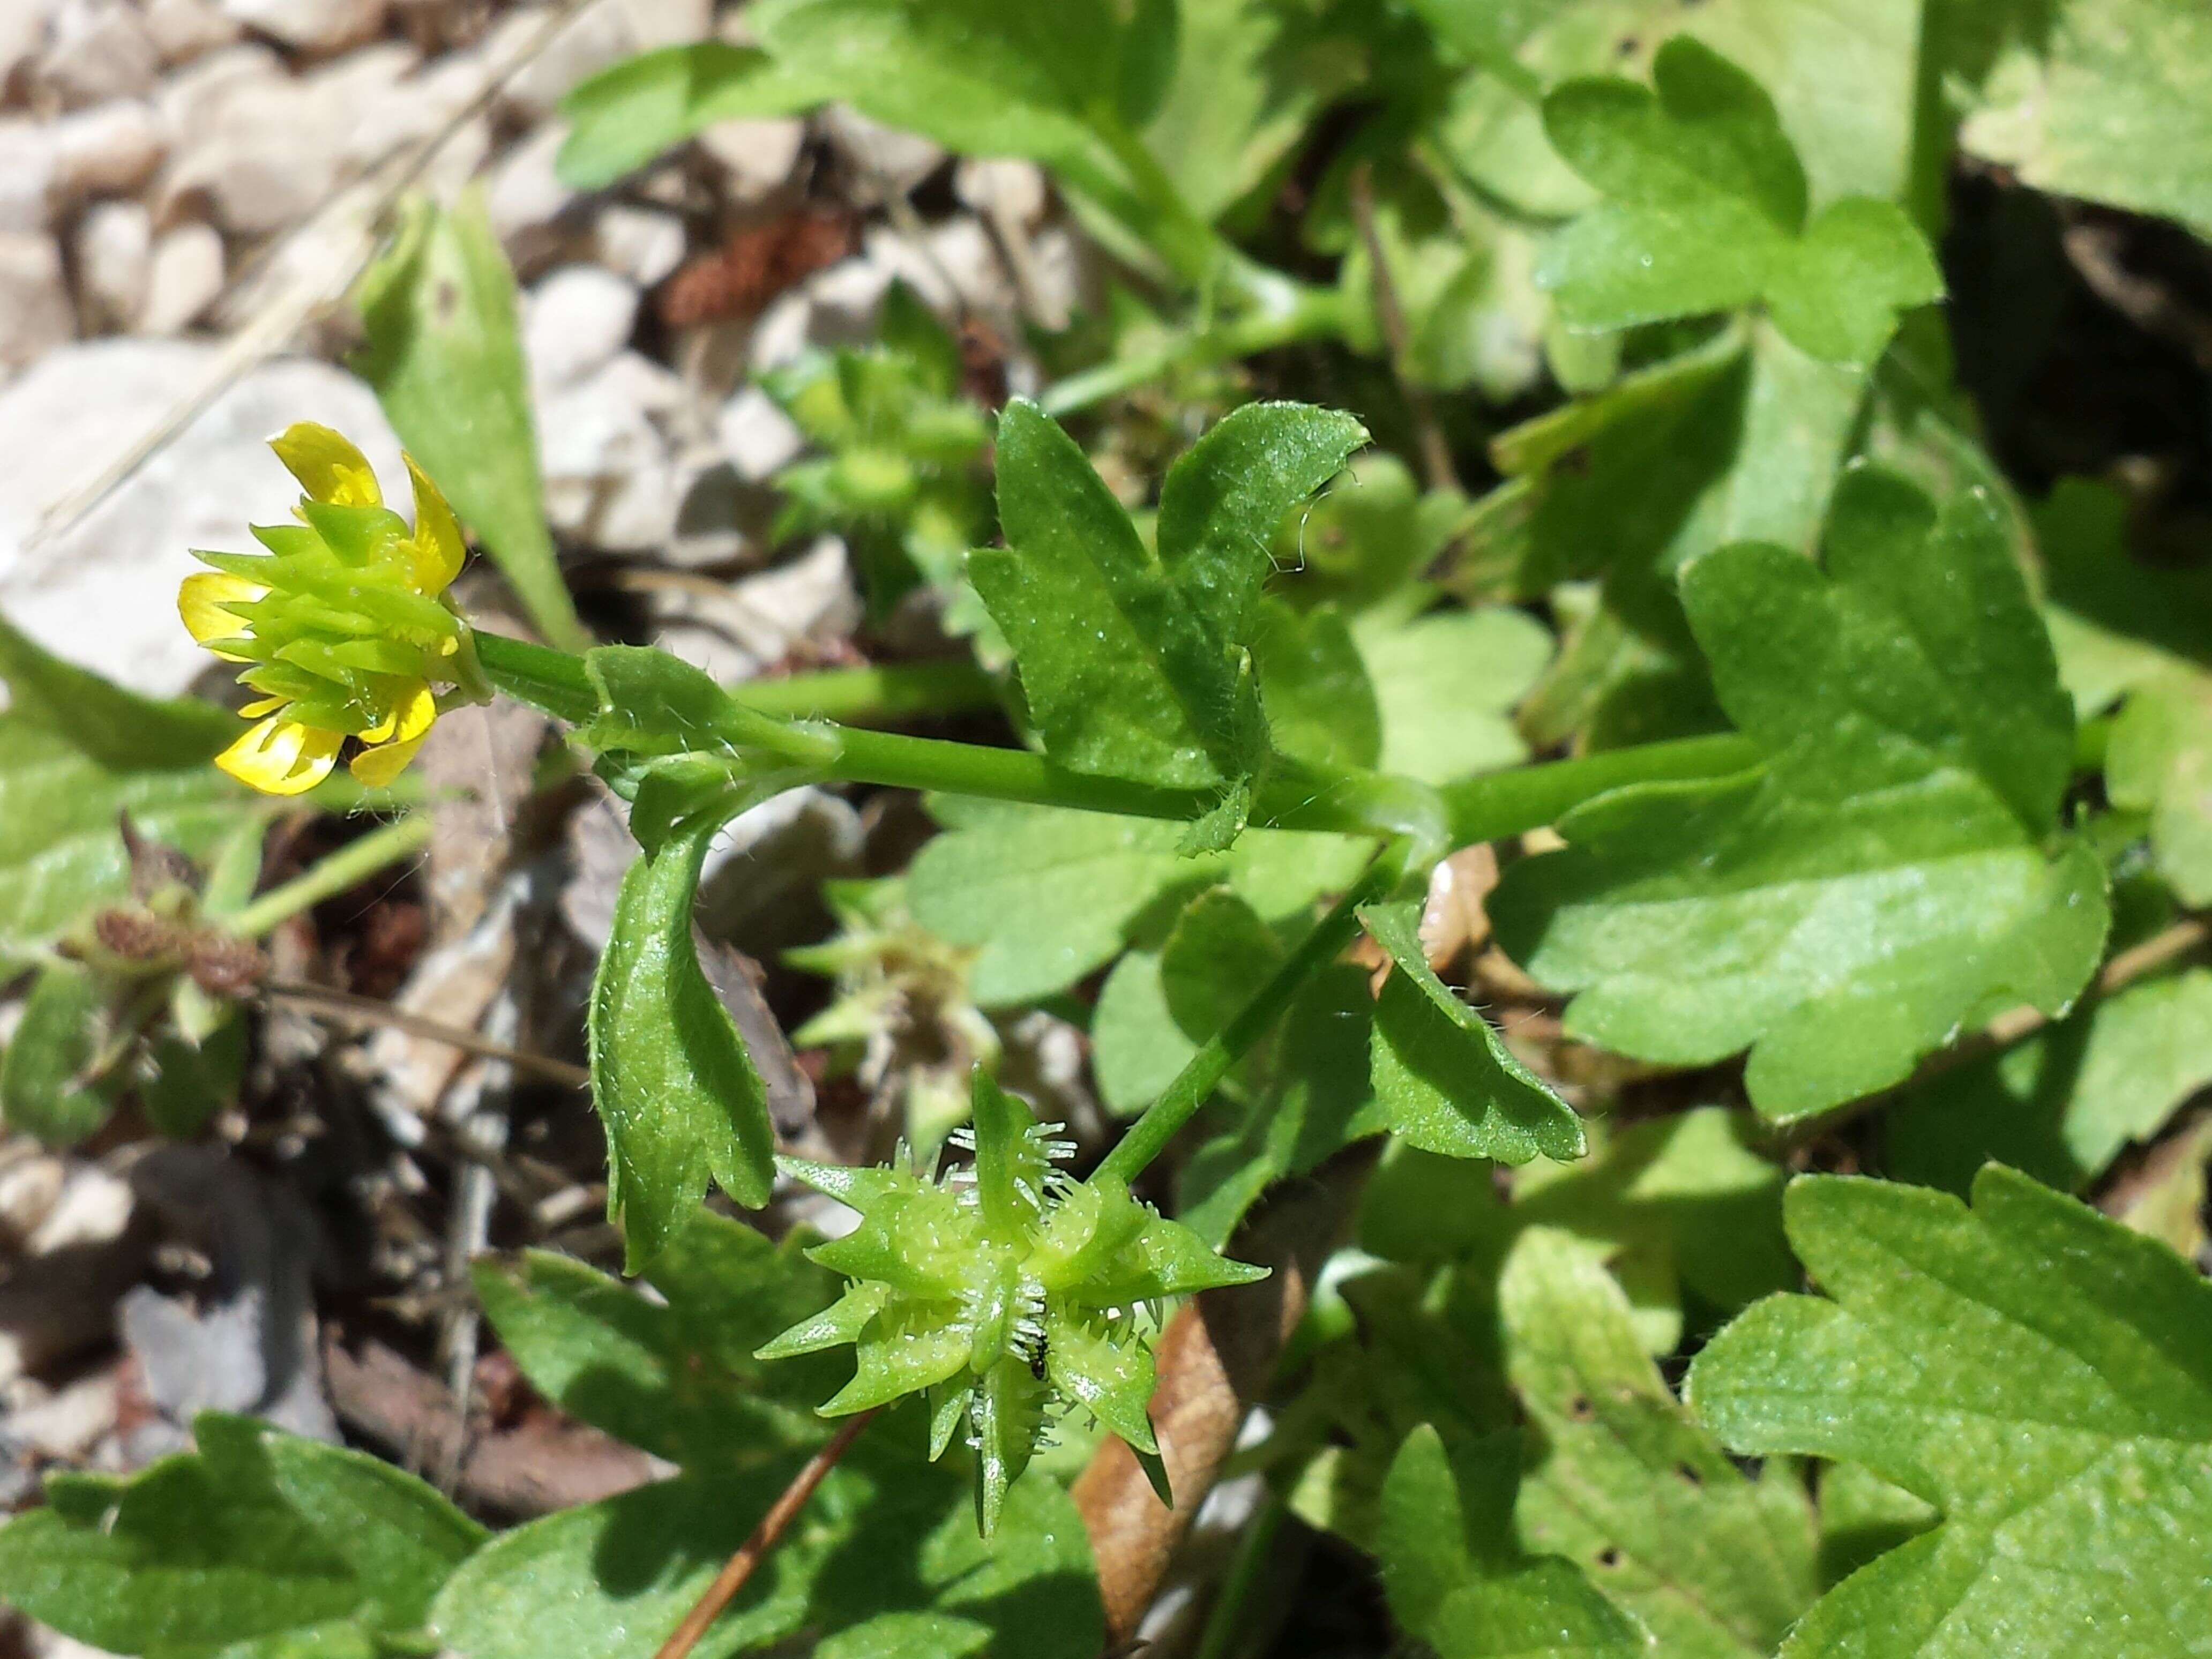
(224, 816), (433, 940)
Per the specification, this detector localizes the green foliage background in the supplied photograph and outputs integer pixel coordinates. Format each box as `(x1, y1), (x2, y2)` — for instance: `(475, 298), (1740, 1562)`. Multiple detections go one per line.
(10, 0), (2212, 1655)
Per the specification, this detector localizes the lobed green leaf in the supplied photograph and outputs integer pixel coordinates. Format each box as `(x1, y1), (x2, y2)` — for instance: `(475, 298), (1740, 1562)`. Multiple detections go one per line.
(1888, 969), (2212, 1195)
(1494, 466), (2110, 1119)
(0, 716), (253, 975)
(906, 795), (1366, 1007)
(750, 0), (1115, 166)
(972, 399), (1264, 802)
(1538, 38), (1940, 367)
(473, 1209), (842, 1469)
(0, 611), (235, 768)
(1960, 0), (2212, 241)
(1378, 1424), (1644, 1658)
(1502, 1228), (1817, 1656)
(0, 961), (123, 1146)
(1688, 1166), (2212, 1658)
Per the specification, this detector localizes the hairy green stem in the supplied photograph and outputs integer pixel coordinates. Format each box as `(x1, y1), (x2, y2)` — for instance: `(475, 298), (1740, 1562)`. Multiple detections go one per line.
(1096, 842), (1405, 1187)
(477, 631), (1434, 840)
(475, 630), (597, 723)
(478, 632), (1761, 846)
(730, 659), (998, 724)
(226, 815), (433, 939)
(823, 726), (1436, 839)
(476, 632), (999, 729)
(1086, 108), (1235, 292)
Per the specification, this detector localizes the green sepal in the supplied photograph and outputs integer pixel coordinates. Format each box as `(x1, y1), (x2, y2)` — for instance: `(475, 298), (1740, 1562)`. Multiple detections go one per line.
(806, 1184), (981, 1299)
(1113, 1209), (1273, 1303)
(927, 1381), (974, 1462)
(776, 1153), (909, 1209)
(1043, 1309), (1158, 1455)
(756, 1283), (890, 1361)
(972, 1358), (1047, 1537)
(969, 1068), (1046, 1236)
(819, 1305), (972, 1417)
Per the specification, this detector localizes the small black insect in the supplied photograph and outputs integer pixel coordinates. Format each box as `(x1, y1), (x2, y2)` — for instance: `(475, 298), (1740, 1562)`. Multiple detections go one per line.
(1028, 1337), (1049, 1381)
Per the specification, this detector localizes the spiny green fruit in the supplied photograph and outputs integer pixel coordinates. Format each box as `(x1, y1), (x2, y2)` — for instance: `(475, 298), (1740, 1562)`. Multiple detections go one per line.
(760, 1070), (1267, 1532)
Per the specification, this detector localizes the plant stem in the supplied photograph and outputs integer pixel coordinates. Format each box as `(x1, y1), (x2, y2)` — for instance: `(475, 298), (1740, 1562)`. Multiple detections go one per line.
(1041, 287), (1348, 417)
(475, 630), (597, 723)
(1438, 733), (1760, 847)
(731, 659), (998, 724)
(1086, 108), (1231, 292)
(475, 631), (1001, 729)
(262, 979), (590, 1088)
(652, 1409), (881, 1659)
(1194, 1494), (1289, 1659)
(1348, 161), (1459, 495)
(477, 631), (1760, 844)
(1097, 842), (1406, 1187)
(226, 816), (432, 940)
(825, 726), (1437, 839)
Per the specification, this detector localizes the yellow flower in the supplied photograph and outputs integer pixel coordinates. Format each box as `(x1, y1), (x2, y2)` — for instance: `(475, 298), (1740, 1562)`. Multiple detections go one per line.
(179, 424), (484, 796)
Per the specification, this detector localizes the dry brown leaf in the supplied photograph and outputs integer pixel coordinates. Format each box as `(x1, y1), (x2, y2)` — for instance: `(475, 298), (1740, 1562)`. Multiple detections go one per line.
(1071, 1174), (1349, 1643)
(323, 1333), (668, 1517)
(1419, 845), (1499, 975)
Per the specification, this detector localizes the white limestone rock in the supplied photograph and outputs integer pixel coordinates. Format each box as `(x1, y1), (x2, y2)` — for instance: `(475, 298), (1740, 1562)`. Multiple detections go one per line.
(592, 203), (684, 288)
(820, 104), (942, 198)
(48, 99), (166, 206)
(140, 220), (222, 332)
(954, 156), (1048, 227)
(0, 339), (400, 693)
(0, 230), (70, 372)
(160, 72), (341, 234)
(696, 115), (804, 205)
(0, 118), (55, 233)
(34, 0), (157, 107)
(525, 262), (638, 397)
(488, 2), (630, 125)
(718, 384), (803, 483)
(539, 349), (686, 551)
(142, 0), (243, 63)
(484, 119), (577, 264)
(72, 198), (150, 328)
(219, 0), (383, 54)
(0, 0), (55, 98)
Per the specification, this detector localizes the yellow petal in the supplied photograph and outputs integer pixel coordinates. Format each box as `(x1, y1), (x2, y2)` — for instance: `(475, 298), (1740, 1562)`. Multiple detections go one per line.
(179, 572), (266, 657)
(240, 695), (288, 716)
(393, 681), (438, 741)
(216, 716), (341, 797)
(356, 680), (435, 744)
(349, 732), (427, 788)
(403, 455), (466, 593)
(270, 423), (382, 509)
